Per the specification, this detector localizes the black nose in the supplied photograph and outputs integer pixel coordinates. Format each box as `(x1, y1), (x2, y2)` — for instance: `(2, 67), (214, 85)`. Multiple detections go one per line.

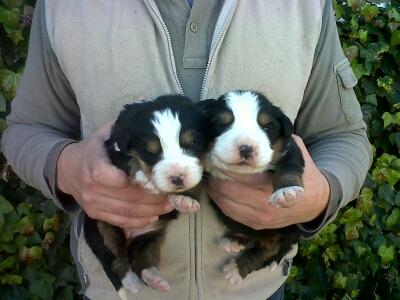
(239, 145), (253, 160)
(170, 175), (184, 187)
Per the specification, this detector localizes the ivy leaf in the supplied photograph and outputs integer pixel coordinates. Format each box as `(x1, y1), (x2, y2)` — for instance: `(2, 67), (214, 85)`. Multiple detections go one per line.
(0, 7), (20, 29)
(333, 271), (347, 289)
(388, 7), (400, 21)
(386, 208), (400, 229)
(361, 5), (379, 22)
(357, 187), (373, 215)
(365, 94), (377, 106)
(378, 184), (395, 204)
(0, 93), (6, 112)
(391, 30), (400, 47)
(16, 202), (31, 216)
(0, 274), (23, 285)
(0, 69), (22, 99)
(2, 0), (24, 9)
(29, 272), (56, 300)
(0, 194), (14, 214)
(377, 245), (395, 264)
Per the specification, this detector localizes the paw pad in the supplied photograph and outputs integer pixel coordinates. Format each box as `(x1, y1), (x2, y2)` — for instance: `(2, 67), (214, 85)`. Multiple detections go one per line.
(268, 186), (304, 208)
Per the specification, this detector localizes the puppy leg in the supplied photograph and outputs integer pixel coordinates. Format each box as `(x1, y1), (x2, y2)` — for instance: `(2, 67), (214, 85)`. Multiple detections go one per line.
(218, 232), (248, 253)
(128, 230), (170, 292)
(269, 140), (305, 208)
(167, 194), (200, 213)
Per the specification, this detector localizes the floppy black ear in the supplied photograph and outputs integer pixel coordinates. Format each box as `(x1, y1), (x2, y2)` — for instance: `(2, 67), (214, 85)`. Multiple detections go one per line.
(278, 112), (294, 138)
(106, 102), (143, 153)
(196, 98), (218, 120)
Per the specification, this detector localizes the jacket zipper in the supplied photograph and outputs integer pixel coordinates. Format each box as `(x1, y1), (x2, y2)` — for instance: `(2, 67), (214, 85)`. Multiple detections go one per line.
(145, 0), (184, 95)
(199, 1), (238, 100)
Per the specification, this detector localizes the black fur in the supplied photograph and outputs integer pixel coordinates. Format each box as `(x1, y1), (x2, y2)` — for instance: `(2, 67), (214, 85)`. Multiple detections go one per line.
(84, 94), (206, 293)
(200, 90), (306, 280)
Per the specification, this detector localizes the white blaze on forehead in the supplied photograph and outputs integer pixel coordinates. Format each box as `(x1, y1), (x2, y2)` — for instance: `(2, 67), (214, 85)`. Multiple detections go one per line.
(225, 91), (260, 129)
(151, 109), (183, 158)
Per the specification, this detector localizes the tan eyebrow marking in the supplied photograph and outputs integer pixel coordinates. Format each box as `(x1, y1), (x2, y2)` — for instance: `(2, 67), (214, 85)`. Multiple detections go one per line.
(219, 111), (233, 125)
(258, 112), (271, 127)
(145, 139), (161, 154)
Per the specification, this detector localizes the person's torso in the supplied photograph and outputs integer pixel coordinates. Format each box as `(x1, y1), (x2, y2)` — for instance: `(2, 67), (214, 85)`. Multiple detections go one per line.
(45, 1), (323, 299)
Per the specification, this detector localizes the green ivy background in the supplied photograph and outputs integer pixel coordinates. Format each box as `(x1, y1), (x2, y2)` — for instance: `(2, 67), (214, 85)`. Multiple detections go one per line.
(0, 1), (399, 299)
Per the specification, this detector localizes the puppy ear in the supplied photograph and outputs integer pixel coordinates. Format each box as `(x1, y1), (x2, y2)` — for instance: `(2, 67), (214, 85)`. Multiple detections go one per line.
(196, 99), (217, 119)
(108, 103), (142, 152)
(278, 112), (294, 138)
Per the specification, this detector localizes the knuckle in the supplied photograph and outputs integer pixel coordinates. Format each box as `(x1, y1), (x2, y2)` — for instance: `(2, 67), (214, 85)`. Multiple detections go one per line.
(91, 167), (103, 182)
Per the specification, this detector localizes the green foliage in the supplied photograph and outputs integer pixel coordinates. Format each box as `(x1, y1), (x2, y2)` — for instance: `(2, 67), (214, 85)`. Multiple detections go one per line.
(0, 0), (399, 299)
(286, 1), (400, 299)
(0, 1), (80, 299)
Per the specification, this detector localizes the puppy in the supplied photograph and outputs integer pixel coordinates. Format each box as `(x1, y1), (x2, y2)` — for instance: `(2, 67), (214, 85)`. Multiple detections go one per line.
(199, 90), (305, 284)
(84, 95), (207, 297)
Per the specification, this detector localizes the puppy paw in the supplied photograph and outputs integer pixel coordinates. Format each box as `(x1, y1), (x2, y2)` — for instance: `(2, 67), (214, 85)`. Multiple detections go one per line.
(223, 259), (243, 285)
(141, 267), (170, 292)
(218, 237), (245, 253)
(118, 288), (129, 300)
(121, 270), (143, 294)
(134, 171), (160, 194)
(168, 194), (200, 213)
(265, 261), (278, 272)
(268, 186), (304, 208)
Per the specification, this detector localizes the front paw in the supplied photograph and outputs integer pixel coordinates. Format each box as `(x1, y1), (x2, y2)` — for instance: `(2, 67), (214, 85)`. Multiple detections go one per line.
(218, 237), (245, 253)
(141, 267), (170, 292)
(268, 186), (304, 208)
(167, 194), (200, 213)
(223, 259), (243, 284)
(120, 270), (143, 295)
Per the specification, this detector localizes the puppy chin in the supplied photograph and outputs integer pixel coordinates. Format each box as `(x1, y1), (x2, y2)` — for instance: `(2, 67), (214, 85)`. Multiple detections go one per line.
(210, 153), (271, 175)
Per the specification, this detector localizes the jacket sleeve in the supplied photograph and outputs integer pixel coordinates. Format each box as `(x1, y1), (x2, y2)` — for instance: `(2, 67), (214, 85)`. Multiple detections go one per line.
(2, 0), (81, 212)
(295, 1), (373, 235)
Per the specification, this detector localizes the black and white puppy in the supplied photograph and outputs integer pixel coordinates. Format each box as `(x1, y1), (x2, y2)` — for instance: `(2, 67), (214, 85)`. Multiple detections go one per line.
(84, 95), (207, 297)
(199, 90), (305, 284)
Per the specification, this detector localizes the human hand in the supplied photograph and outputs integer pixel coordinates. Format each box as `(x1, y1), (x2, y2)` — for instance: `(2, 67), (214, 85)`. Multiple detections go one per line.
(206, 135), (330, 229)
(56, 123), (173, 229)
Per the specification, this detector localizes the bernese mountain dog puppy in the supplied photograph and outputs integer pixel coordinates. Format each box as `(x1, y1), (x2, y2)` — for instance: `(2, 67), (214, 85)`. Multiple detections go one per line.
(199, 90), (306, 284)
(84, 95), (207, 297)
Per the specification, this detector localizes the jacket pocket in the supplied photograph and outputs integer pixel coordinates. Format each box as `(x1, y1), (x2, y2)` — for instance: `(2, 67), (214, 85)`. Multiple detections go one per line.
(333, 58), (363, 123)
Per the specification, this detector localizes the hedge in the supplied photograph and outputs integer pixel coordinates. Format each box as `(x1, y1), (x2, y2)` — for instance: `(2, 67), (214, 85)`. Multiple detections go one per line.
(0, 1), (399, 299)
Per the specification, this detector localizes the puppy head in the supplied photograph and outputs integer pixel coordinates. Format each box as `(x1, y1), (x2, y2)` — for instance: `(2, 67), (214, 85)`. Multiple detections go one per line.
(108, 95), (207, 193)
(200, 90), (293, 174)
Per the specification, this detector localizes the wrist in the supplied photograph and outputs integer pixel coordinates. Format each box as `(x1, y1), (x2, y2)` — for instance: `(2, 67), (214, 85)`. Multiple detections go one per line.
(56, 142), (78, 195)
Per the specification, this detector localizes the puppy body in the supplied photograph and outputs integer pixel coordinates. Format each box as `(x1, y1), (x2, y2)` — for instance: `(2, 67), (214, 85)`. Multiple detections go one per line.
(200, 90), (305, 283)
(84, 95), (207, 296)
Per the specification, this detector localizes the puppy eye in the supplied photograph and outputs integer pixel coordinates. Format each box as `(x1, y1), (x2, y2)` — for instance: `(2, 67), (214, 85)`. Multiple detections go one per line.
(218, 111), (233, 125)
(145, 139), (161, 154)
(258, 112), (271, 127)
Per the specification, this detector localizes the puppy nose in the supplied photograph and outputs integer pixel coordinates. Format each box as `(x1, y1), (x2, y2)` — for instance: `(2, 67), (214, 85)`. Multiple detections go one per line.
(170, 175), (184, 188)
(239, 145), (253, 160)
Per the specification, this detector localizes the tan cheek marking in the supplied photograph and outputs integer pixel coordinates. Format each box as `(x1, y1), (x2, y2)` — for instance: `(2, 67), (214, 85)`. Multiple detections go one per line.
(258, 112), (271, 127)
(271, 138), (285, 165)
(128, 150), (152, 178)
(146, 139), (161, 154)
(219, 111), (233, 125)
